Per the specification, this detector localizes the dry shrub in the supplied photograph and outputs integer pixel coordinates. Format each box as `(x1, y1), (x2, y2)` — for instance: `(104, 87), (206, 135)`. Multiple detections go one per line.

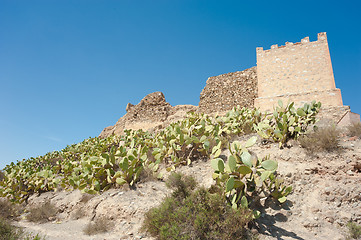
(0, 199), (16, 220)
(71, 208), (86, 220)
(142, 173), (254, 240)
(26, 201), (57, 223)
(83, 217), (113, 235)
(138, 166), (158, 183)
(0, 198), (22, 220)
(79, 193), (95, 203)
(299, 126), (340, 152)
(347, 122), (361, 138)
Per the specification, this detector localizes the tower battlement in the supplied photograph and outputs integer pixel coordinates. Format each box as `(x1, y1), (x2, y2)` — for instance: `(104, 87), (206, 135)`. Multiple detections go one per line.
(256, 32), (327, 53)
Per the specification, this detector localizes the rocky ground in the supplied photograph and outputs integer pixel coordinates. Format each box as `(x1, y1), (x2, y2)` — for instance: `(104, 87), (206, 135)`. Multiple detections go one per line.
(12, 134), (361, 240)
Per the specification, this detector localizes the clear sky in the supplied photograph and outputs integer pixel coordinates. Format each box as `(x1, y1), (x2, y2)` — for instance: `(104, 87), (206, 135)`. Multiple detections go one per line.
(1, 0), (360, 169)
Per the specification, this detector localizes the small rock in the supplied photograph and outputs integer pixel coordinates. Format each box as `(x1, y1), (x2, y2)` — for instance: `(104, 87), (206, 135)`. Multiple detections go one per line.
(346, 170), (354, 176)
(324, 187), (332, 195)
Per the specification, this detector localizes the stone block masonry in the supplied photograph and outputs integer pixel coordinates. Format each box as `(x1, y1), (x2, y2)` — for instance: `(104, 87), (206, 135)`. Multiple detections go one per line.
(254, 32), (343, 111)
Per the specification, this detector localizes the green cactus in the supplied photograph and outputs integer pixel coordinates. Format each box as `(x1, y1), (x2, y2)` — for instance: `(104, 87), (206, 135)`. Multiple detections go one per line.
(255, 100), (321, 147)
(211, 136), (292, 212)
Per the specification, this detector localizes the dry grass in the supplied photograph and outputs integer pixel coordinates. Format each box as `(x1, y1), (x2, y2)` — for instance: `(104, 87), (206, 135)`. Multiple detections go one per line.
(83, 217), (114, 235)
(0, 217), (24, 240)
(79, 193), (95, 203)
(299, 126), (341, 153)
(347, 122), (361, 138)
(26, 201), (57, 223)
(0, 198), (22, 220)
(71, 208), (86, 220)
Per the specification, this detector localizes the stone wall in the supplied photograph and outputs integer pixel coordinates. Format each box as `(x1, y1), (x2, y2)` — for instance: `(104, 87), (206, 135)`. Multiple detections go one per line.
(255, 32), (343, 112)
(199, 67), (257, 113)
(99, 92), (197, 138)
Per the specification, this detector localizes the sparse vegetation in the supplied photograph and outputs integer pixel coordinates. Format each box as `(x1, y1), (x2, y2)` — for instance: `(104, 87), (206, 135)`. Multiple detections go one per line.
(0, 101), (324, 238)
(0, 198), (20, 220)
(26, 201), (57, 223)
(142, 173), (255, 240)
(79, 193), (95, 204)
(347, 122), (361, 138)
(299, 126), (340, 152)
(0, 217), (23, 240)
(0, 198), (44, 240)
(346, 221), (361, 240)
(83, 217), (113, 235)
(0, 217), (45, 240)
(71, 208), (86, 220)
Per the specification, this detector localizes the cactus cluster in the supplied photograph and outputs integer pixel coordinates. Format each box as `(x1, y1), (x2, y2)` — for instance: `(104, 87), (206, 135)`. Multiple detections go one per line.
(0, 102), (317, 204)
(211, 136), (292, 215)
(255, 100), (321, 147)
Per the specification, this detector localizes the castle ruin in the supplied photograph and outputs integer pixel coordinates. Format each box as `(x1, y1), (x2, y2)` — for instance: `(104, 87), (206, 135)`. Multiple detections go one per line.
(100, 32), (359, 137)
(254, 32), (343, 111)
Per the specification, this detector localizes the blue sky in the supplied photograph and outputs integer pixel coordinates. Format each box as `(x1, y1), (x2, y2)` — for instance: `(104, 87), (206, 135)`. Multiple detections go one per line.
(1, 0), (360, 169)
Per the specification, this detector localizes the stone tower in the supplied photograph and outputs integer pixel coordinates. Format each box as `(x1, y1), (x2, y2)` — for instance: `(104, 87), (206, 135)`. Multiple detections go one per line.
(254, 32), (343, 111)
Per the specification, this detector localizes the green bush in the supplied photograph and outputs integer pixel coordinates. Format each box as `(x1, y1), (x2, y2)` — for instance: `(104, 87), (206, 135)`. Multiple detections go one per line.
(142, 173), (255, 240)
(0, 217), (44, 240)
(299, 126), (340, 152)
(346, 221), (361, 239)
(166, 172), (197, 200)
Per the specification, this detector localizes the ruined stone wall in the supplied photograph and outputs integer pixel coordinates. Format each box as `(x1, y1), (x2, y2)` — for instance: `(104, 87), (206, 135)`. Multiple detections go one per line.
(199, 67), (257, 113)
(99, 92), (197, 138)
(255, 32), (343, 111)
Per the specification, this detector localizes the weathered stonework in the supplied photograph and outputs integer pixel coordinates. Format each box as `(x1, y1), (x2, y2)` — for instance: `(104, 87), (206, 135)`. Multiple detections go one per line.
(199, 67), (257, 113)
(254, 32), (343, 111)
(99, 92), (197, 138)
(100, 32), (359, 137)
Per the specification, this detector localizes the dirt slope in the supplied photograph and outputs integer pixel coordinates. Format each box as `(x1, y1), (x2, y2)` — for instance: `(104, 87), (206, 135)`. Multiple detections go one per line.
(14, 135), (361, 240)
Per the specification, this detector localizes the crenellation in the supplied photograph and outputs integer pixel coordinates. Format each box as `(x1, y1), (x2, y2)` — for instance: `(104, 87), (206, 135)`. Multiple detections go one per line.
(301, 36), (310, 43)
(318, 32), (327, 41)
(256, 32), (329, 53)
